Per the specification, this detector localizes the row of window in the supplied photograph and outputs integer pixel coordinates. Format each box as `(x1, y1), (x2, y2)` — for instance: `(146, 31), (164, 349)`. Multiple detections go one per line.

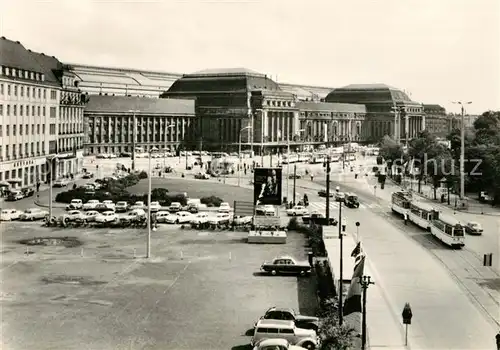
(265, 100), (294, 108)
(0, 137), (83, 162)
(0, 123), (49, 137)
(0, 82), (58, 100)
(1, 66), (45, 81)
(0, 104), (51, 117)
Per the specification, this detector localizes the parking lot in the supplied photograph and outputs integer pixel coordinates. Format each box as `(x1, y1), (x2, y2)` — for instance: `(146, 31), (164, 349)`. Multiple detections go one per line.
(1, 222), (317, 350)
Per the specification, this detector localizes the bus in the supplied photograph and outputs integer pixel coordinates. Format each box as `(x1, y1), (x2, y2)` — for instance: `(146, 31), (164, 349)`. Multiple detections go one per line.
(408, 201), (435, 230)
(391, 191), (412, 216)
(430, 212), (465, 248)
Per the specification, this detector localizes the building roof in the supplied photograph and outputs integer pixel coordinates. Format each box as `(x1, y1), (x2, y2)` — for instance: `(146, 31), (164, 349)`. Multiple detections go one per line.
(340, 83), (398, 90)
(188, 67), (264, 77)
(325, 83), (417, 105)
(423, 104), (446, 110)
(297, 101), (366, 113)
(30, 52), (63, 85)
(0, 37), (45, 73)
(85, 95), (195, 115)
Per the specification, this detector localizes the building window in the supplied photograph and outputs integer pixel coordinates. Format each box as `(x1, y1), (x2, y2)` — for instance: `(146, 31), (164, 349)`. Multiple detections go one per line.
(7, 105), (10, 116)
(6, 125), (9, 136)
(50, 106), (56, 118)
(50, 90), (57, 100)
(37, 124), (40, 134)
(44, 89), (47, 99)
(25, 124), (28, 135)
(20, 86), (24, 97)
(38, 89), (41, 98)
(0, 84), (3, 95)
(0, 125), (2, 136)
(31, 124), (34, 135)
(42, 124), (45, 134)
(13, 105), (17, 116)
(42, 107), (46, 116)
(37, 106), (40, 116)
(13, 125), (17, 136)
(7, 84), (11, 96)
(49, 124), (56, 135)
(14, 85), (18, 96)
(26, 86), (30, 98)
(32, 106), (35, 115)
(0, 104), (2, 116)
(20, 105), (23, 116)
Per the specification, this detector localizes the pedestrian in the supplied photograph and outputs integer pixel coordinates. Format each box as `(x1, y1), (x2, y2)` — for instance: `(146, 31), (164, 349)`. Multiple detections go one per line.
(310, 175), (314, 182)
(496, 331), (500, 350)
(404, 212), (408, 225)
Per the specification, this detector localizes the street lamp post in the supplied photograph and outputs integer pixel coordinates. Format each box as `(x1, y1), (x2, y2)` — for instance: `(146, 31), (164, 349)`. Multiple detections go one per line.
(46, 155), (57, 219)
(147, 147), (158, 258)
(238, 126), (252, 187)
(163, 123), (175, 170)
(452, 101), (472, 200)
(128, 109), (140, 171)
(287, 129), (305, 201)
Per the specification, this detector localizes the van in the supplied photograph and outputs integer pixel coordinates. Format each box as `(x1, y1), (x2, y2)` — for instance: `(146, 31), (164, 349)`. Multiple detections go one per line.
(251, 319), (319, 349)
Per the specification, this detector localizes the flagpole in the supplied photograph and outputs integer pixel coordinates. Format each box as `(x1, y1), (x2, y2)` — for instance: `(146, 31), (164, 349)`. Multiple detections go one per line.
(338, 200), (344, 326)
(360, 275), (375, 350)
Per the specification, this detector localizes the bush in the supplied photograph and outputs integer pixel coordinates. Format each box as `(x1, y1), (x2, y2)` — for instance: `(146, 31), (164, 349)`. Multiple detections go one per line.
(200, 196), (224, 207)
(138, 171), (148, 179)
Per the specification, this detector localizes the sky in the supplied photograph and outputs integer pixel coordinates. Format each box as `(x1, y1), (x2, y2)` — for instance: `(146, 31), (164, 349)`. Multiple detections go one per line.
(1, 0), (499, 114)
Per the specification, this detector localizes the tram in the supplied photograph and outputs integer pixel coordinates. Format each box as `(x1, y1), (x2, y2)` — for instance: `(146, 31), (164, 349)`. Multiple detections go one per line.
(391, 191), (412, 216)
(429, 212), (465, 248)
(408, 201), (435, 230)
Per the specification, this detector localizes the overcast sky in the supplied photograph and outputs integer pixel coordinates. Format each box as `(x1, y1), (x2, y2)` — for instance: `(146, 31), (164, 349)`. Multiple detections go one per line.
(2, 0), (499, 113)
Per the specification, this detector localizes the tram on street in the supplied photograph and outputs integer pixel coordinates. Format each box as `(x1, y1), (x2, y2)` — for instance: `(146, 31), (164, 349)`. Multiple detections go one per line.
(408, 201), (435, 230)
(282, 153), (299, 164)
(391, 191), (412, 216)
(429, 212), (465, 248)
(308, 153), (327, 164)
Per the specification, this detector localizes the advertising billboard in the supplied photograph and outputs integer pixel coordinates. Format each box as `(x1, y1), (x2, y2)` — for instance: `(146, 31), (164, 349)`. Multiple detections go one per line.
(254, 167), (282, 205)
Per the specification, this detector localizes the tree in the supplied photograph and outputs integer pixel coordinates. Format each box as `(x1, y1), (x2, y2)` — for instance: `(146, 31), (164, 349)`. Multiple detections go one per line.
(425, 151), (454, 200)
(317, 300), (356, 350)
(379, 135), (404, 173)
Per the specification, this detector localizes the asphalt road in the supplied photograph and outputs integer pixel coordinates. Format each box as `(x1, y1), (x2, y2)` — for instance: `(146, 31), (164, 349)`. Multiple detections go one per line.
(291, 176), (499, 349)
(0, 223), (317, 350)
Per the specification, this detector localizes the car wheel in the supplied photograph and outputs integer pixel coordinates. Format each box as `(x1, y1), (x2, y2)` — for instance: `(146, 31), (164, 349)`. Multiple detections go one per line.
(271, 270), (277, 276)
(292, 212), (296, 216)
(302, 341), (315, 349)
(30, 216), (34, 221)
(300, 270), (306, 276)
(176, 219), (179, 224)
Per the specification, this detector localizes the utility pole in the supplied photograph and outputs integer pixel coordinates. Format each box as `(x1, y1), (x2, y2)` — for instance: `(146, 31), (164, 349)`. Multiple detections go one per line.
(129, 110), (140, 171)
(360, 275), (375, 350)
(292, 164), (297, 206)
(453, 101), (472, 200)
(325, 155), (331, 222)
(338, 199), (344, 326)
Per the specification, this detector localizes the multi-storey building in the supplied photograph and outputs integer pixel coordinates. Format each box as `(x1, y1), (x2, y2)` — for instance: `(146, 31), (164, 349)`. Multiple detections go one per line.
(423, 104), (450, 137)
(83, 95), (196, 155)
(0, 37), (86, 188)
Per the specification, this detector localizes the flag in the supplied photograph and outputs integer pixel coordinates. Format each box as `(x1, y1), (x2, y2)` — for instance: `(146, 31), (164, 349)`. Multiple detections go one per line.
(343, 255), (365, 335)
(351, 241), (362, 257)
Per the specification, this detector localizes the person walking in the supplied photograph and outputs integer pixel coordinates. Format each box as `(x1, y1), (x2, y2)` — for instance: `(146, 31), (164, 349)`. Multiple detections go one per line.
(404, 211), (408, 225)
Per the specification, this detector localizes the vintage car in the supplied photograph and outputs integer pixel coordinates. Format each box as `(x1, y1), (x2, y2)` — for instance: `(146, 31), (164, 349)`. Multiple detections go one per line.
(95, 211), (118, 223)
(286, 205), (309, 216)
(208, 213), (231, 225)
(251, 320), (319, 349)
(21, 187), (35, 198)
(233, 215), (253, 225)
(6, 190), (24, 201)
(102, 200), (116, 211)
(0, 209), (23, 221)
(190, 212), (210, 226)
(149, 201), (162, 212)
(252, 338), (304, 350)
(66, 199), (83, 210)
(218, 202), (231, 213)
(256, 205), (275, 216)
(345, 193), (359, 208)
(60, 210), (84, 222)
(465, 221), (483, 235)
(317, 189), (334, 198)
(83, 210), (100, 222)
(115, 201), (130, 213)
(82, 172), (94, 179)
(165, 211), (192, 224)
(302, 212), (337, 226)
(168, 202), (182, 213)
(260, 256), (312, 276)
(335, 191), (346, 202)
(130, 201), (145, 210)
(53, 178), (69, 187)
(19, 208), (49, 221)
(83, 199), (100, 211)
(257, 307), (319, 331)
(194, 172), (210, 180)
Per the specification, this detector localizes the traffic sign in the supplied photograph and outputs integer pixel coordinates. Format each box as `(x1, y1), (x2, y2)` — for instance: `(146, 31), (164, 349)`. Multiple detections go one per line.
(402, 302), (413, 325)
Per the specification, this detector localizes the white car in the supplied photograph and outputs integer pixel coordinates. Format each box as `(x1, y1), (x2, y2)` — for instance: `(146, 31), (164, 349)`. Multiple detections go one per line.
(169, 202), (182, 212)
(0, 209), (23, 221)
(102, 200), (116, 211)
(335, 192), (346, 202)
(120, 209), (147, 221)
(155, 211), (171, 223)
(149, 201), (162, 212)
(252, 338), (304, 350)
(286, 205), (309, 216)
(66, 199), (83, 210)
(218, 202), (231, 213)
(256, 205), (275, 216)
(234, 215), (253, 225)
(61, 210), (83, 222)
(190, 213), (210, 225)
(208, 213), (231, 225)
(165, 211), (192, 224)
(130, 201), (145, 210)
(95, 211), (118, 223)
(115, 201), (129, 212)
(83, 199), (100, 210)
(19, 208), (49, 221)
(53, 178), (69, 187)
(83, 210), (100, 222)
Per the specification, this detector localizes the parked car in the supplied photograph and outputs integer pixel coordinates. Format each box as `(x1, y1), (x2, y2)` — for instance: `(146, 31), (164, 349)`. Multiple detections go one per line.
(286, 205), (309, 216)
(194, 172), (210, 180)
(130, 201), (145, 210)
(83, 200), (100, 211)
(101, 200), (115, 211)
(335, 192), (346, 202)
(95, 211), (118, 223)
(218, 202), (231, 213)
(165, 211), (192, 224)
(82, 172), (94, 179)
(317, 189), (334, 198)
(83, 210), (100, 222)
(0, 209), (23, 221)
(260, 256), (312, 276)
(95, 203), (112, 212)
(61, 210), (84, 222)
(479, 191), (493, 203)
(345, 193), (359, 208)
(149, 201), (162, 212)
(465, 221), (483, 235)
(115, 201), (129, 213)
(233, 215), (252, 225)
(7, 190), (24, 201)
(53, 178), (69, 187)
(169, 202), (182, 213)
(155, 211), (172, 223)
(208, 213), (231, 225)
(252, 338), (304, 350)
(19, 208), (49, 221)
(21, 187), (35, 197)
(66, 199), (83, 210)
(288, 174), (302, 179)
(302, 211), (337, 226)
(251, 320), (319, 349)
(120, 209), (147, 222)
(190, 212), (210, 225)
(257, 307), (319, 331)
(256, 205), (275, 216)
(186, 203), (208, 213)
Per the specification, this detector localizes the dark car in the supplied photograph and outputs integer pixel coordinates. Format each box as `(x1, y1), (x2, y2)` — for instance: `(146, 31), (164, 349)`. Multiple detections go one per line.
(318, 189), (334, 198)
(345, 193), (360, 208)
(260, 256), (312, 276)
(302, 212), (337, 226)
(82, 172), (94, 179)
(258, 307), (319, 331)
(288, 174), (302, 179)
(21, 187), (35, 198)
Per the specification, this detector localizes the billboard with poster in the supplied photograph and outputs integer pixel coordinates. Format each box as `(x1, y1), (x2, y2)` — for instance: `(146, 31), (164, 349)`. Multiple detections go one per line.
(254, 167), (282, 205)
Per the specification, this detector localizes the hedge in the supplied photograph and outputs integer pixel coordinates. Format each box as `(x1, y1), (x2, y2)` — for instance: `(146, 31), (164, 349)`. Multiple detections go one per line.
(200, 196), (223, 207)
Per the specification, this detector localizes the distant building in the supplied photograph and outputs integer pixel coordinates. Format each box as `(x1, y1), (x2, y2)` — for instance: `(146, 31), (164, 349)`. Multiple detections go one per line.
(325, 84), (425, 143)
(423, 104), (452, 137)
(0, 37), (86, 188)
(83, 95), (196, 155)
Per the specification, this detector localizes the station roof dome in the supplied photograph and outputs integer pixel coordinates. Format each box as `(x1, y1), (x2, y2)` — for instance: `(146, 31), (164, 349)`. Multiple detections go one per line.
(325, 83), (414, 105)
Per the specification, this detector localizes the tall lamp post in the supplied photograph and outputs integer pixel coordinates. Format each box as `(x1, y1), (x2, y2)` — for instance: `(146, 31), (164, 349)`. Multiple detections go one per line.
(163, 123), (176, 170)
(46, 155), (58, 219)
(238, 126), (252, 187)
(146, 146), (159, 258)
(452, 101), (472, 200)
(287, 129), (305, 200)
(128, 109), (140, 171)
